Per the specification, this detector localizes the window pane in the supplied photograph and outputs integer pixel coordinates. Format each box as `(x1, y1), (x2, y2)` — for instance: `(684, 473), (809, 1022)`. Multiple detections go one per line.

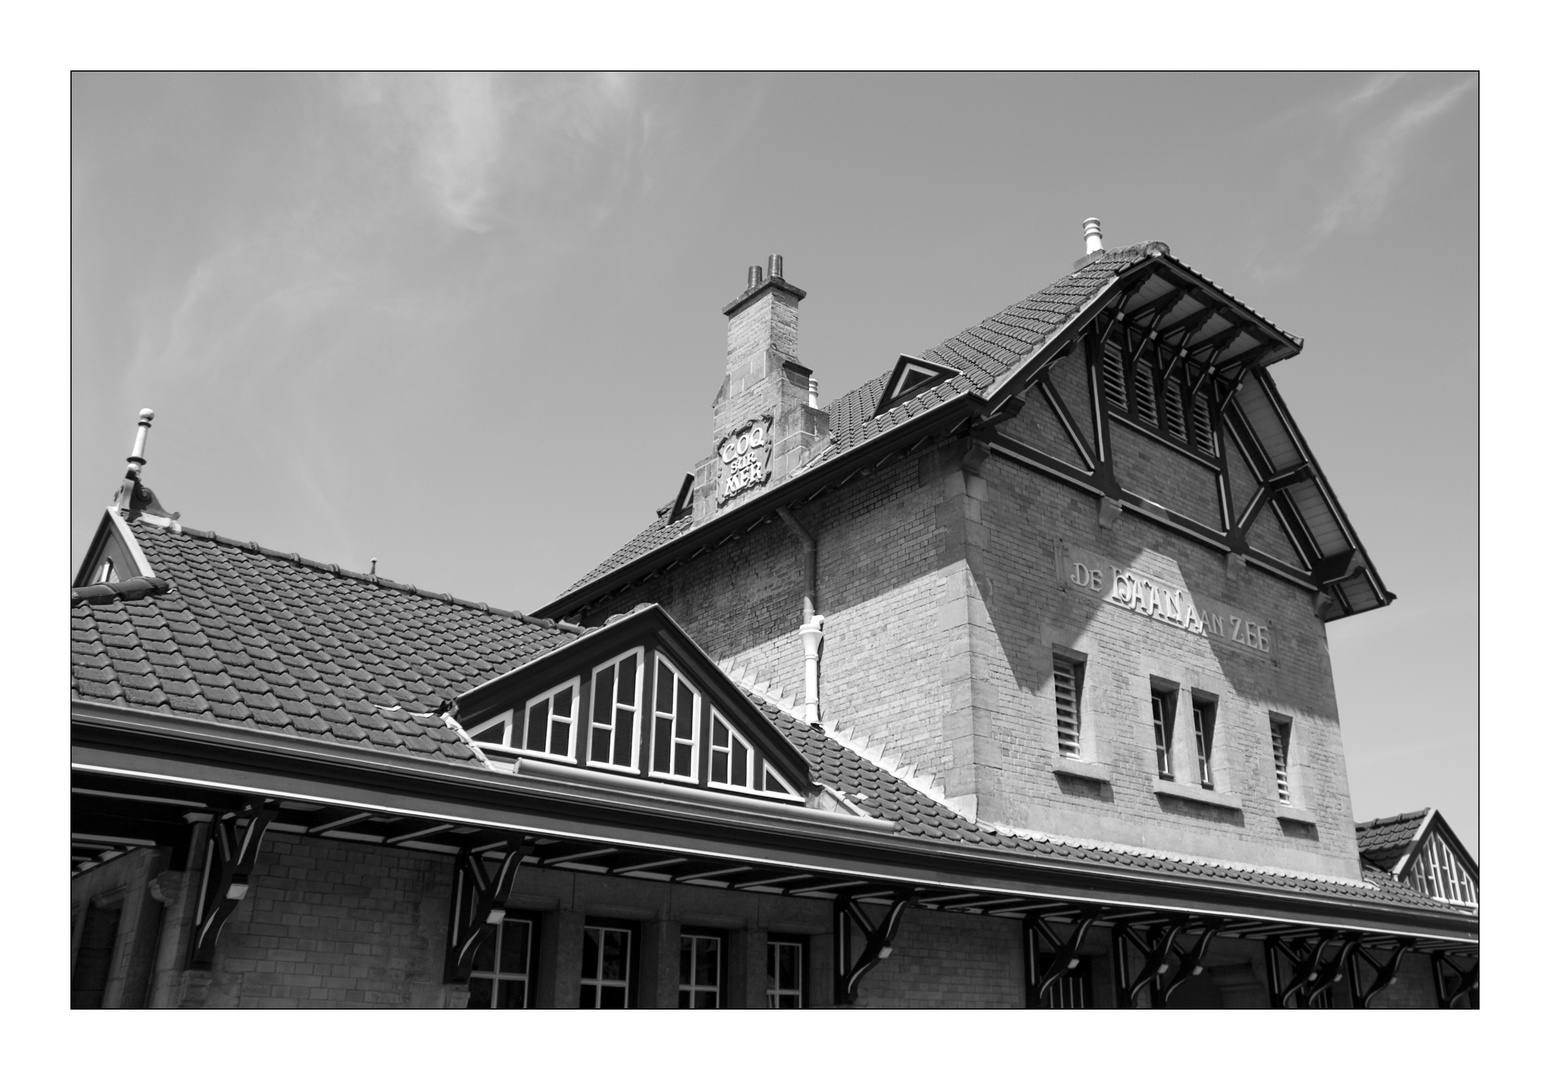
(732, 742), (748, 787)
(653, 708), (672, 772)
(656, 660), (673, 714)
(580, 984), (597, 1009)
(695, 989), (717, 1009)
(614, 708), (633, 766)
(696, 939), (719, 986)
(617, 654), (636, 700)
(553, 685), (572, 717)
(497, 979), (527, 1009)
(713, 719), (730, 748)
(471, 928), (497, 972)
(601, 930), (628, 981)
(679, 989), (691, 1008)
(710, 748), (728, 784)
(526, 699), (549, 752)
(676, 683), (694, 738)
(582, 927), (599, 978)
(600, 985), (627, 1009)
(500, 921), (530, 973)
(550, 717), (571, 755)
(467, 976), (493, 1009)
(680, 936), (693, 984)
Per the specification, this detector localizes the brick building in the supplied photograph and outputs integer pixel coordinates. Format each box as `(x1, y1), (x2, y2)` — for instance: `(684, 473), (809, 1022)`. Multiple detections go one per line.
(71, 225), (1477, 1008)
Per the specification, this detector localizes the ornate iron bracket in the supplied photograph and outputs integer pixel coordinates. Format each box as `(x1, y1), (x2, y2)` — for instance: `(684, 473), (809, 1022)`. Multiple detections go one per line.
(835, 890), (914, 1006)
(444, 838), (536, 983)
(1029, 912), (1099, 1001)
(188, 801), (278, 968)
(1266, 931), (1356, 1008)
(1114, 917), (1189, 1007)
(1347, 940), (1415, 1008)
(1432, 952), (1479, 1009)
(1156, 920), (1224, 1005)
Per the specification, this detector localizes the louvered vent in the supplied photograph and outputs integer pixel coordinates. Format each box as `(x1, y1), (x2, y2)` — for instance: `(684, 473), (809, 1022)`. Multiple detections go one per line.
(1163, 375), (1188, 442)
(1191, 390), (1215, 455)
(1133, 362), (1159, 425)
(1270, 721), (1291, 803)
(1101, 342), (1128, 412)
(1053, 656), (1082, 758)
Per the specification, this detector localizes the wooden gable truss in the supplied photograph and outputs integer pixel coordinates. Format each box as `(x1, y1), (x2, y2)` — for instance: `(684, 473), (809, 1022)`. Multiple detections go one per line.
(980, 253), (1393, 619)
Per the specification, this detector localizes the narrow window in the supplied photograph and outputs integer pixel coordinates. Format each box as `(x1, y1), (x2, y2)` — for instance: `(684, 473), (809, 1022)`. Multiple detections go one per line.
(580, 924), (634, 1008)
(1151, 689), (1175, 779)
(1053, 655), (1084, 759)
(762, 763), (800, 800)
(1270, 719), (1292, 804)
(708, 710), (754, 792)
(767, 937), (805, 1008)
(1192, 698), (1215, 789)
(467, 916), (535, 1009)
(589, 649), (642, 770)
(651, 658), (700, 780)
(678, 932), (723, 1009)
(92, 558), (118, 586)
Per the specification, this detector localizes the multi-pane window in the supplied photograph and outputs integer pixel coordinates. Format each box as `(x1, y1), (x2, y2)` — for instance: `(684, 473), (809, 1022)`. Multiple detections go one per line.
(520, 679), (580, 759)
(709, 710), (755, 791)
(1151, 689), (1176, 779)
(1053, 655), (1084, 759)
(580, 924), (633, 1008)
(678, 932), (723, 1009)
(467, 917), (534, 1009)
(1408, 833), (1479, 908)
(651, 657), (700, 779)
(1101, 337), (1217, 457)
(1270, 719), (1292, 803)
(589, 649), (642, 770)
(1191, 698), (1216, 790)
(766, 938), (804, 1008)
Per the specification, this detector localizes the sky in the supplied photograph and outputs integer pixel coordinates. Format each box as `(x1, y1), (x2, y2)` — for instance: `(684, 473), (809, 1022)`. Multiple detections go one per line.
(70, 72), (1479, 852)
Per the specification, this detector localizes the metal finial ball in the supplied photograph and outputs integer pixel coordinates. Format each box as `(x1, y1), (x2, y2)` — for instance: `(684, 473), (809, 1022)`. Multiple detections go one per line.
(139, 408), (155, 422)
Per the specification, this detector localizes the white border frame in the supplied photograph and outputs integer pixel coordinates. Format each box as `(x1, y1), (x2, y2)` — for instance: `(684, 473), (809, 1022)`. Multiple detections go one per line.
(706, 708), (757, 794)
(648, 655), (701, 782)
(587, 647), (645, 774)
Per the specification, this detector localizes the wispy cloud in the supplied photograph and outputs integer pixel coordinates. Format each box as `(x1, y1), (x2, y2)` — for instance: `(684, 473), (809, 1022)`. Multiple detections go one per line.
(1312, 75), (1475, 238)
(1244, 73), (1476, 282)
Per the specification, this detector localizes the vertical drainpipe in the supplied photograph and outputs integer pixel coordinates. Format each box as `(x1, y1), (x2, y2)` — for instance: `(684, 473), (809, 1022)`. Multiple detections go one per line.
(777, 507), (824, 726)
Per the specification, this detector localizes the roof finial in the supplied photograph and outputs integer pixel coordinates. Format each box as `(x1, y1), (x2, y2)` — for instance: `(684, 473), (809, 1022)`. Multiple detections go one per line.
(127, 408), (154, 474)
(1083, 218), (1104, 256)
(369, 558), (378, 577)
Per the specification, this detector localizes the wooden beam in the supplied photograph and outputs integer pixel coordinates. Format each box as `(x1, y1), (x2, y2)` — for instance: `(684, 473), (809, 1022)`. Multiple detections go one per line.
(188, 802), (278, 968)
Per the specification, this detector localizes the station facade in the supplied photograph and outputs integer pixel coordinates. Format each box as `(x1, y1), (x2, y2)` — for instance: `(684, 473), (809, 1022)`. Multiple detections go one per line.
(71, 227), (1478, 1008)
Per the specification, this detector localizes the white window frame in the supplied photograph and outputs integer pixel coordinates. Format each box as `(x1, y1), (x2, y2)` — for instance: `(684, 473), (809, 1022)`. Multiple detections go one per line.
(708, 709), (757, 793)
(587, 648), (644, 773)
(649, 656), (701, 782)
(514, 677), (582, 761)
(761, 763), (803, 802)
(766, 939), (804, 1008)
(1151, 687), (1176, 780)
(580, 925), (633, 1009)
(678, 932), (722, 1009)
(1191, 696), (1216, 790)
(467, 915), (534, 1009)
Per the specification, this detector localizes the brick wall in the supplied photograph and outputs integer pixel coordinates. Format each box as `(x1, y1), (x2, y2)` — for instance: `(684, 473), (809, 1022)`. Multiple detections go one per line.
(854, 906), (1024, 1008)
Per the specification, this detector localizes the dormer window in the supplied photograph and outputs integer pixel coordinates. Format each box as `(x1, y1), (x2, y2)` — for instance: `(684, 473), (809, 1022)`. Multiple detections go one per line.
(458, 615), (810, 804)
(873, 354), (960, 416)
(92, 559), (119, 586)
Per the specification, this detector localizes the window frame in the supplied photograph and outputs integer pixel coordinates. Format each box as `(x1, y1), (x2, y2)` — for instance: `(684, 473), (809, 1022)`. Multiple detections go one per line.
(579, 918), (639, 1009)
(1151, 685), (1177, 781)
(678, 927), (727, 1009)
(517, 676), (582, 762)
(587, 647), (644, 774)
(1053, 653), (1085, 760)
(766, 934), (807, 1009)
(466, 913), (537, 1009)
(708, 708), (758, 793)
(649, 655), (702, 782)
(1190, 694), (1217, 790)
(1269, 716), (1293, 804)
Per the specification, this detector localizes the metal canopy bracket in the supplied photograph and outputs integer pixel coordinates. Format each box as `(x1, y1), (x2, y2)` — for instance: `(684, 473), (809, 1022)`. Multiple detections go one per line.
(1432, 952), (1479, 1009)
(1027, 911), (1099, 1004)
(1265, 931), (1355, 1008)
(835, 890), (915, 1006)
(188, 801), (278, 968)
(1347, 940), (1415, 1008)
(444, 836), (536, 983)
(1113, 917), (1189, 1007)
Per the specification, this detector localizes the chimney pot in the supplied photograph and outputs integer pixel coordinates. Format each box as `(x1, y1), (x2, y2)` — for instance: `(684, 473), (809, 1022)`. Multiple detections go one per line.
(747, 265), (764, 291)
(808, 377), (819, 409)
(768, 254), (783, 281)
(1083, 217), (1104, 255)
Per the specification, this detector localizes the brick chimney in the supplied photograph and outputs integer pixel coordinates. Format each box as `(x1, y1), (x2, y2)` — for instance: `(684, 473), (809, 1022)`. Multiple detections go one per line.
(693, 255), (829, 519)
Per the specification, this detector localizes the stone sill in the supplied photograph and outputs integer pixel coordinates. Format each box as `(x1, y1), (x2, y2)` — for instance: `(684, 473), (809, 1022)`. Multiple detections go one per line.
(1152, 778), (1243, 812)
(1052, 759), (1113, 785)
(1275, 805), (1319, 826)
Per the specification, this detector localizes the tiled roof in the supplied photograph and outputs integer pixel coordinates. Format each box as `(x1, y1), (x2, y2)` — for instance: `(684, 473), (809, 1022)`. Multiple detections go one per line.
(557, 243), (1162, 599)
(72, 519), (583, 764)
(752, 698), (1462, 915)
(1355, 809), (1430, 872)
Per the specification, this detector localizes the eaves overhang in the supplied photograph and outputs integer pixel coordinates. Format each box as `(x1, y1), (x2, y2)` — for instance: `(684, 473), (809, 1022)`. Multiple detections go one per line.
(72, 699), (1479, 944)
